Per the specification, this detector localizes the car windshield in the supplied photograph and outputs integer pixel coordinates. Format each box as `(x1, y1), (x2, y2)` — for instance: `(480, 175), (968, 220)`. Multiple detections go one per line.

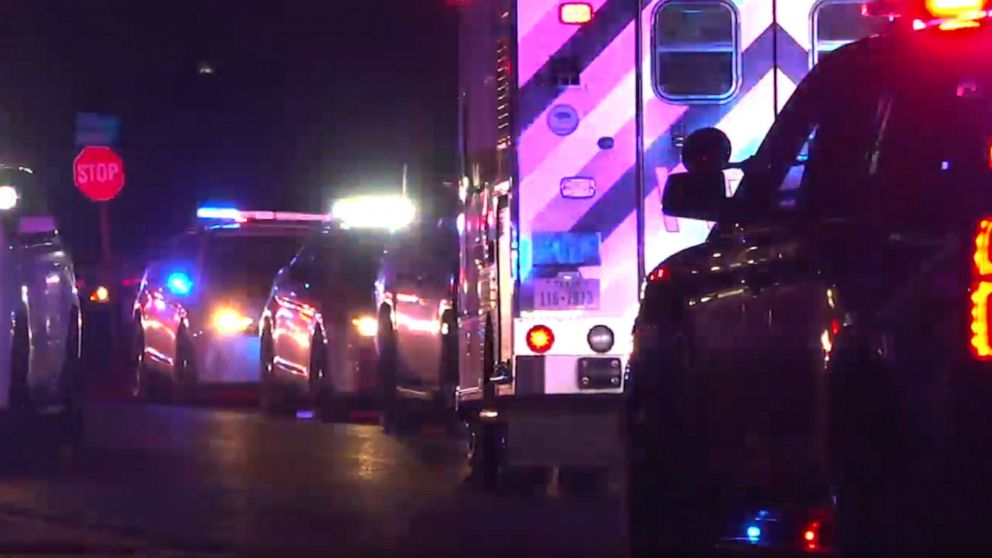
(317, 232), (382, 293)
(203, 233), (303, 298)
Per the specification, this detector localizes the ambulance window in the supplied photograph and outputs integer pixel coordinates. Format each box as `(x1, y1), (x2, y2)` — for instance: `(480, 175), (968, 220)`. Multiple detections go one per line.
(653, 1), (739, 102)
(812, 1), (883, 64)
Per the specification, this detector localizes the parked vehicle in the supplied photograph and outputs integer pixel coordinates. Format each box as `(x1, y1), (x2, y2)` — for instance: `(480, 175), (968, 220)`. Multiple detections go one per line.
(627, 3), (992, 554)
(132, 208), (319, 401)
(374, 215), (459, 431)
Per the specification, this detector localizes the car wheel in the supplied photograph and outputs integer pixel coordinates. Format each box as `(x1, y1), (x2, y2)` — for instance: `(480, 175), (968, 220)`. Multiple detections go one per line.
(310, 331), (338, 422)
(831, 338), (921, 555)
(131, 320), (150, 400)
(173, 327), (198, 404)
(436, 309), (459, 424)
(259, 327), (294, 416)
(466, 317), (502, 489)
(9, 312), (30, 413)
(625, 331), (712, 557)
(377, 311), (408, 434)
(59, 307), (84, 449)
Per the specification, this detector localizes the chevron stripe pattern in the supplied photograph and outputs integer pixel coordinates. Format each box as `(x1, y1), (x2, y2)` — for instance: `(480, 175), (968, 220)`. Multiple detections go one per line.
(514, 0), (871, 320)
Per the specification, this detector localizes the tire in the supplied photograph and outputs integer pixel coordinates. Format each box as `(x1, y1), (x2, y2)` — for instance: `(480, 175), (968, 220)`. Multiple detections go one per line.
(625, 332), (711, 557)
(466, 419), (501, 489)
(59, 308), (84, 448)
(831, 337), (919, 556)
(131, 320), (149, 401)
(309, 331), (338, 422)
(132, 322), (173, 403)
(377, 310), (410, 434)
(259, 327), (294, 416)
(437, 310), (459, 414)
(9, 313), (30, 413)
(173, 327), (198, 404)
(467, 316), (501, 489)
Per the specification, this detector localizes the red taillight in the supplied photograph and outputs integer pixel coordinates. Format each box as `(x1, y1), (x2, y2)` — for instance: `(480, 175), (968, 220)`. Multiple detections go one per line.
(647, 266), (669, 282)
(971, 219), (992, 359)
(559, 2), (593, 24)
(526, 325), (555, 354)
(802, 520), (820, 552)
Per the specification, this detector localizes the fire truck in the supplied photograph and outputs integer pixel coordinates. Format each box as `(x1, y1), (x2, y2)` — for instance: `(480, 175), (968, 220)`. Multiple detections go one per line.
(455, 0), (886, 483)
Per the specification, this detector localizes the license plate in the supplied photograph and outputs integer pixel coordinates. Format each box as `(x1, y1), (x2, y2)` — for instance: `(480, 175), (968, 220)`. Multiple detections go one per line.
(534, 278), (600, 310)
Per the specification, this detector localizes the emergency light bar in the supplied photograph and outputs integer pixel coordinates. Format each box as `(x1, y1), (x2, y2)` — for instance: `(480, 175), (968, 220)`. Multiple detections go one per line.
(330, 195), (415, 232)
(196, 207), (329, 223)
(862, 0), (990, 18)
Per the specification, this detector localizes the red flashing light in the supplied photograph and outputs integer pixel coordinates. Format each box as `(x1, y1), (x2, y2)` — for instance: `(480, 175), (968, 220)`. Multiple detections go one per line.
(559, 2), (593, 24)
(526, 325), (555, 354)
(802, 520), (821, 552)
(972, 219), (992, 359)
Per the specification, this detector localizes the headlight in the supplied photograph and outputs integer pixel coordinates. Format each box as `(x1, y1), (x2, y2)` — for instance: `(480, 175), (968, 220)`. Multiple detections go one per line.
(212, 307), (254, 334)
(0, 185), (18, 211)
(587, 325), (615, 353)
(351, 315), (378, 337)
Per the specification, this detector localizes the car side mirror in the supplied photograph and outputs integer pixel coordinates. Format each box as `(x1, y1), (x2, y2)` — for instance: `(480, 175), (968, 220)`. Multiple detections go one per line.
(662, 126), (736, 222)
(662, 171), (729, 222)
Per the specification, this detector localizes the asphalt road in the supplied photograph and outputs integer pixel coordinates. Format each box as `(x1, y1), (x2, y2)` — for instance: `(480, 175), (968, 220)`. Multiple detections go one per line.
(0, 398), (625, 558)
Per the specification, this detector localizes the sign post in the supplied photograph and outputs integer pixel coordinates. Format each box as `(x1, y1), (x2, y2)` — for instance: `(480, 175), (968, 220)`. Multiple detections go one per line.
(73, 146), (125, 262)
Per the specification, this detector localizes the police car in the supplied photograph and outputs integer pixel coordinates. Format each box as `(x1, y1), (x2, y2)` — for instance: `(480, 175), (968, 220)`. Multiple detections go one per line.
(374, 213), (458, 432)
(626, 1), (992, 554)
(131, 208), (321, 401)
(259, 220), (390, 420)
(0, 165), (83, 446)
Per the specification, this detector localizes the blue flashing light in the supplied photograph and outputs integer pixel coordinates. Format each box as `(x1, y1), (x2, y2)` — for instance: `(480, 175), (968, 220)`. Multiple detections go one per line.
(746, 525), (762, 543)
(166, 272), (193, 296)
(197, 207), (241, 220)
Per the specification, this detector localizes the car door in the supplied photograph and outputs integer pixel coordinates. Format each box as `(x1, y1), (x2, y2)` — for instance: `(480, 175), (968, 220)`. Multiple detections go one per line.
(391, 223), (454, 393)
(270, 238), (320, 383)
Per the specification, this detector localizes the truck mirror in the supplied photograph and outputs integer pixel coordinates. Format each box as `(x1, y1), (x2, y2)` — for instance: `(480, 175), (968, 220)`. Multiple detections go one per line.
(662, 172), (729, 222)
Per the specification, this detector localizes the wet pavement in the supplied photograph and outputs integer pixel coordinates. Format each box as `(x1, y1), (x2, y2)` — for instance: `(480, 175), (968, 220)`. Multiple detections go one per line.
(0, 399), (624, 557)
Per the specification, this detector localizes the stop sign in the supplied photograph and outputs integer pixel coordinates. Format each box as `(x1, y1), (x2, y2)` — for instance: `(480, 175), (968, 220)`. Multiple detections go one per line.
(73, 146), (125, 202)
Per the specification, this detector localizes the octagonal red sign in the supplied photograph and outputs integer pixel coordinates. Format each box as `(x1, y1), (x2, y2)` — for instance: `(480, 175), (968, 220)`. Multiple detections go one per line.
(73, 146), (125, 202)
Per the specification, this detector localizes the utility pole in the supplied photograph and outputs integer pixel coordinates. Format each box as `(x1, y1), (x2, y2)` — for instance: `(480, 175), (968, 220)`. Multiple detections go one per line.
(401, 163), (408, 198)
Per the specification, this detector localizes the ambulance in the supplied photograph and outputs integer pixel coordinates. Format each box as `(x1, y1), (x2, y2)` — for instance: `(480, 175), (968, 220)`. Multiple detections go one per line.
(455, 0), (886, 483)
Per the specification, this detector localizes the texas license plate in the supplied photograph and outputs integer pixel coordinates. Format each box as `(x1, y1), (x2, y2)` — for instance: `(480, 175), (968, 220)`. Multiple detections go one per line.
(534, 278), (600, 310)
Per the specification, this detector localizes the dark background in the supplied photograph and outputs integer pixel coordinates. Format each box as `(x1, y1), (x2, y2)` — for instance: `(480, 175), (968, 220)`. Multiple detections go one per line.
(0, 0), (458, 265)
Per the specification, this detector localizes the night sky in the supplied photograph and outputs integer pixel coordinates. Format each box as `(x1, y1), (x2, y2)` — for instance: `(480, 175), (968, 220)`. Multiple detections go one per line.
(0, 1), (458, 265)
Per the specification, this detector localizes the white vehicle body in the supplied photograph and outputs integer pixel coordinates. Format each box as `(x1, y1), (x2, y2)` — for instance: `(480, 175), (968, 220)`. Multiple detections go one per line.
(456, 0), (883, 470)
(0, 166), (82, 440)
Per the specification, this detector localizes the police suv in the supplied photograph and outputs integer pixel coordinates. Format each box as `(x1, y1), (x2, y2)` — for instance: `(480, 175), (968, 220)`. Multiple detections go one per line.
(0, 166), (83, 446)
(627, 2), (992, 555)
